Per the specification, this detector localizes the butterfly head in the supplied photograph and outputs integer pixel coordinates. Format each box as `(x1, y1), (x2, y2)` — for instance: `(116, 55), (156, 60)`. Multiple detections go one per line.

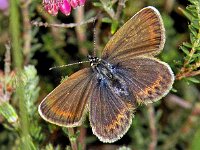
(88, 55), (101, 67)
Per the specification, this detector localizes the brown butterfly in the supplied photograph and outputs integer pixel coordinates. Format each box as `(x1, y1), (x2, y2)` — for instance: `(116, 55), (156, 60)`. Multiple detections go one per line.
(38, 6), (174, 143)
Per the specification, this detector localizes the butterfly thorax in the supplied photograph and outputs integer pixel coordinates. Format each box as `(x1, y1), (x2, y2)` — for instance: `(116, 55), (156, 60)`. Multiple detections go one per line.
(88, 55), (130, 98)
(88, 55), (113, 79)
(88, 55), (101, 67)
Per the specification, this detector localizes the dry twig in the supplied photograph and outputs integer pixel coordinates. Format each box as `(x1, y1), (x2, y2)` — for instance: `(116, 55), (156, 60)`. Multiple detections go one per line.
(147, 104), (157, 150)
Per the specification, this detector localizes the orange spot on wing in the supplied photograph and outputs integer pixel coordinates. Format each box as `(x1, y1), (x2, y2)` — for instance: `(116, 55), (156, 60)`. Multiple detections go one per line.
(105, 104), (133, 131)
(137, 75), (162, 96)
(106, 113), (124, 131)
(51, 106), (75, 118)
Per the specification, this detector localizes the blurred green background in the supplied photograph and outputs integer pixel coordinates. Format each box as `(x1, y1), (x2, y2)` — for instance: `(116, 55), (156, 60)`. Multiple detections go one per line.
(0, 0), (200, 150)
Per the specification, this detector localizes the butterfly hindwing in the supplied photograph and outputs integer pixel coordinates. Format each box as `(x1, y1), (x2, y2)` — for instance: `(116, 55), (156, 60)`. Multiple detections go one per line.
(89, 77), (135, 143)
(112, 57), (174, 104)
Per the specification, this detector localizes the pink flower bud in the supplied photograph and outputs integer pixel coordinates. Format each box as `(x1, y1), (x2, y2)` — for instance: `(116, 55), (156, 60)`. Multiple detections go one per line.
(70, 0), (78, 8)
(78, 0), (86, 6)
(43, 0), (60, 16)
(42, 0), (86, 16)
(70, 0), (86, 9)
(46, 5), (59, 16)
(59, 0), (71, 16)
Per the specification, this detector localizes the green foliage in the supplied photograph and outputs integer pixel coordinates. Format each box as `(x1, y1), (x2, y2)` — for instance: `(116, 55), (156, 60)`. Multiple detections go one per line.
(111, 20), (119, 34)
(20, 66), (44, 143)
(15, 65), (42, 150)
(0, 102), (18, 127)
(191, 127), (200, 150)
(41, 144), (61, 150)
(176, 0), (200, 80)
(0, 65), (41, 149)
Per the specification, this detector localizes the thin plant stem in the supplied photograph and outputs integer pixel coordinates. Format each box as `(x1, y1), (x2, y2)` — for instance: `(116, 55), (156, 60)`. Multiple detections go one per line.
(9, 0), (23, 69)
(115, 0), (126, 20)
(94, 16), (102, 57)
(31, 17), (96, 28)
(74, 7), (88, 56)
(20, 0), (32, 64)
(4, 43), (11, 76)
(100, 0), (115, 19)
(78, 126), (86, 150)
(68, 128), (78, 150)
(165, 94), (192, 109)
(4, 43), (11, 103)
(147, 104), (157, 150)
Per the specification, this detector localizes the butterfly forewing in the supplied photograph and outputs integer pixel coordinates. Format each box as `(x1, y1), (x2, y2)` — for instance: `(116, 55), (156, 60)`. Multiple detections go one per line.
(113, 57), (174, 104)
(89, 78), (135, 143)
(39, 68), (95, 127)
(102, 6), (165, 62)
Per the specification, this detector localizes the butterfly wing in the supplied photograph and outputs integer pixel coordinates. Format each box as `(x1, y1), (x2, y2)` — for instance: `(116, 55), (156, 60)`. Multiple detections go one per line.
(39, 68), (95, 127)
(102, 6), (165, 62)
(89, 78), (135, 143)
(113, 57), (174, 104)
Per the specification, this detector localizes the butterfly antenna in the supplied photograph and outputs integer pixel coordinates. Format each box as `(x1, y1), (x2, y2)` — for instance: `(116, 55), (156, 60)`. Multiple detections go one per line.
(49, 60), (90, 70)
(93, 19), (97, 57)
(92, 12), (102, 57)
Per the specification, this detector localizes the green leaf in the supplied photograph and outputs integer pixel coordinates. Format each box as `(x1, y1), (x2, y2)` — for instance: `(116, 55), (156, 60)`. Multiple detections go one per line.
(191, 53), (200, 59)
(190, 127), (200, 150)
(188, 0), (197, 5)
(92, 2), (102, 7)
(111, 20), (119, 34)
(171, 88), (178, 93)
(187, 77), (200, 83)
(189, 25), (198, 36)
(190, 33), (196, 43)
(183, 42), (192, 48)
(195, 45), (200, 50)
(191, 20), (200, 29)
(180, 45), (190, 55)
(102, 17), (112, 23)
(180, 7), (194, 21)
(0, 102), (18, 126)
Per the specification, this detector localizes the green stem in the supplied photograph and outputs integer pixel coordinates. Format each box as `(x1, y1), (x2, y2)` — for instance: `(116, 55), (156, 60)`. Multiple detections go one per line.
(17, 82), (29, 149)
(9, 0), (23, 69)
(68, 128), (78, 150)
(10, 1), (35, 149)
(16, 74), (36, 150)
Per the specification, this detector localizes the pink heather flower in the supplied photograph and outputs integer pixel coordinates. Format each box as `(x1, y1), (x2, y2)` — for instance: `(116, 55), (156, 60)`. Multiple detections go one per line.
(43, 0), (86, 16)
(70, 0), (86, 8)
(0, 0), (9, 11)
(43, 0), (62, 16)
(60, 0), (71, 16)
(78, 0), (86, 6)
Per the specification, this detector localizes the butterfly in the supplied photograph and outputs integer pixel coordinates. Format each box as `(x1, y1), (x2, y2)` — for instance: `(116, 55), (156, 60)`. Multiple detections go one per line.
(38, 6), (174, 143)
